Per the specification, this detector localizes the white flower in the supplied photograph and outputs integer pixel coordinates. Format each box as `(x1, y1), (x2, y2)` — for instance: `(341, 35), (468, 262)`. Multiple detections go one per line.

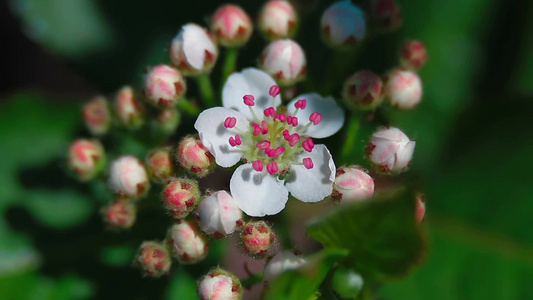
(263, 250), (307, 282)
(197, 190), (243, 237)
(194, 68), (344, 216)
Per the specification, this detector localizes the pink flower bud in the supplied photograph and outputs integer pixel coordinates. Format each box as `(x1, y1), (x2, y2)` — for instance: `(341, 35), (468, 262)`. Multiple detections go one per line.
(259, 39), (306, 86)
(369, 0), (402, 32)
(263, 250), (307, 282)
(162, 178), (201, 219)
(321, 1), (366, 48)
(400, 40), (428, 70)
(197, 191), (243, 238)
(384, 69), (423, 110)
(332, 166), (375, 202)
(114, 86), (145, 129)
(176, 135), (215, 177)
(143, 64), (186, 107)
(342, 70), (384, 110)
(211, 4), (253, 47)
(103, 199), (136, 229)
(108, 156), (150, 199)
(366, 127), (415, 173)
(415, 193), (426, 224)
(169, 23), (219, 76)
(167, 220), (209, 264)
(197, 268), (242, 300)
(239, 221), (275, 258)
(145, 147), (175, 184)
(154, 107), (181, 135)
(82, 96), (111, 135)
(67, 139), (105, 181)
(135, 241), (172, 277)
(258, 0), (298, 40)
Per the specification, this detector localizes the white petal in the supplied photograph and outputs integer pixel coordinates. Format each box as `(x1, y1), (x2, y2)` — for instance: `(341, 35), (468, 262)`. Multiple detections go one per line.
(229, 164), (289, 217)
(393, 141), (415, 172)
(222, 68), (281, 120)
(285, 144), (335, 203)
(287, 93), (344, 138)
(183, 24), (217, 70)
(194, 107), (248, 167)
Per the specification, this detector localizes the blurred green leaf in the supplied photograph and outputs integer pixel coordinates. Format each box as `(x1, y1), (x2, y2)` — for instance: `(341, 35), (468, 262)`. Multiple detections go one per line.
(264, 249), (348, 300)
(100, 244), (136, 267)
(166, 268), (199, 300)
(307, 192), (425, 282)
(0, 272), (93, 300)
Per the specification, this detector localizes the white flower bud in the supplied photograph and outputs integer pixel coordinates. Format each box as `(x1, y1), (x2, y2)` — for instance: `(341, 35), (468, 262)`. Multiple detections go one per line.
(198, 268), (242, 300)
(108, 156), (150, 199)
(135, 241), (172, 277)
(321, 1), (366, 48)
(114, 86), (145, 129)
(197, 191), (243, 238)
(259, 39), (306, 86)
(167, 220), (209, 264)
(263, 250), (307, 282)
(211, 4), (253, 47)
(82, 96), (111, 135)
(143, 64), (186, 107)
(67, 139), (105, 182)
(169, 23), (218, 76)
(332, 166), (374, 202)
(384, 69), (423, 110)
(258, 0), (298, 40)
(366, 127), (415, 173)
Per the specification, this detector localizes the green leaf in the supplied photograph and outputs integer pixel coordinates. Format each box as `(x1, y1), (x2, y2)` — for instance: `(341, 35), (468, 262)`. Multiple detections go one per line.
(264, 249), (348, 300)
(307, 191), (425, 282)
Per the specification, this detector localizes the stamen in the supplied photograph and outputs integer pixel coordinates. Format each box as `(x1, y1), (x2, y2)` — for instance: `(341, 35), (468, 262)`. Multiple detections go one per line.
(256, 140), (271, 150)
(261, 120), (269, 134)
(264, 107), (276, 117)
(303, 158), (314, 169)
(289, 116), (298, 127)
(274, 114), (287, 122)
(269, 85), (281, 97)
(266, 162), (279, 175)
(252, 123), (261, 136)
(288, 133), (300, 147)
(282, 129), (290, 139)
(229, 135), (242, 147)
(309, 112), (322, 125)
(302, 138), (315, 152)
(294, 99), (307, 109)
(252, 160), (264, 172)
(224, 117), (237, 128)
(235, 135), (242, 145)
(243, 95), (255, 106)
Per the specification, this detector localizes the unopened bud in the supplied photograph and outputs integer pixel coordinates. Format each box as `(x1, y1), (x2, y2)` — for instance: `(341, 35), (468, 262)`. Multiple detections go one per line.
(167, 220), (209, 264)
(332, 166), (374, 202)
(103, 199), (136, 229)
(144, 64), (186, 107)
(342, 71), (384, 110)
(258, 0), (298, 40)
(263, 250), (307, 282)
(114, 86), (145, 129)
(211, 4), (253, 47)
(259, 39), (306, 86)
(154, 107), (181, 134)
(321, 1), (366, 49)
(169, 23), (219, 76)
(82, 96), (111, 135)
(369, 0), (402, 32)
(415, 193), (426, 224)
(145, 147), (175, 184)
(176, 135), (215, 177)
(197, 190), (243, 238)
(108, 156), (150, 199)
(384, 69), (423, 110)
(162, 178), (201, 219)
(135, 241), (172, 277)
(366, 127), (415, 173)
(400, 40), (428, 70)
(239, 221), (275, 258)
(331, 267), (364, 300)
(67, 139), (105, 181)
(198, 268), (242, 300)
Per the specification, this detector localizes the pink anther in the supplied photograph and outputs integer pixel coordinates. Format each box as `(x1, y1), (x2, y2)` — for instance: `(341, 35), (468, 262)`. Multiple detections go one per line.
(261, 120), (269, 134)
(256, 140), (271, 150)
(235, 135), (242, 145)
(303, 158), (314, 169)
(269, 85), (281, 97)
(224, 117), (237, 128)
(266, 162), (279, 175)
(273, 147), (285, 157)
(275, 114), (287, 122)
(294, 99), (307, 109)
(243, 94), (255, 106)
(302, 138), (315, 152)
(289, 116), (299, 127)
(288, 133), (300, 147)
(252, 123), (261, 136)
(252, 160), (264, 172)
(309, 112), (322, 125)
(263, 107), (276, 117)
(282, 129), (290, 139)
(229, 135), (241, 147)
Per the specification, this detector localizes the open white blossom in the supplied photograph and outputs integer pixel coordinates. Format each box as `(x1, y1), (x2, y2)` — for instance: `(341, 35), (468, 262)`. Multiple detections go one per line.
(194, 68), (344, 216)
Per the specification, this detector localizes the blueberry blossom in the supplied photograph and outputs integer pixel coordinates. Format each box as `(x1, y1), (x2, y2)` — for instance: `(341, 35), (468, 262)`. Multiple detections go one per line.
(194, 68), (344, 216)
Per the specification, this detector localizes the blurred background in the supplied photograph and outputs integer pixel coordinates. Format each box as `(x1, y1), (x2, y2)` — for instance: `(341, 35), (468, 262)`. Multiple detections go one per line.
(0, 0), (532, 299)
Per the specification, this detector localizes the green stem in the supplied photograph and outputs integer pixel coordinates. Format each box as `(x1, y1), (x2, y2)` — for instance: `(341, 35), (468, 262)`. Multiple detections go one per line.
(340, 113), (361, 164)
(176, 98), (201, 116)
(221, 47), (239, 84)
(240, 272), (263, 289)
(196, 74), (216, 107)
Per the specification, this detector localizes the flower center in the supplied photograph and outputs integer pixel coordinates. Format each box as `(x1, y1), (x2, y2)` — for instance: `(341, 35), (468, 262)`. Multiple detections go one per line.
(223, 86), (321, 176)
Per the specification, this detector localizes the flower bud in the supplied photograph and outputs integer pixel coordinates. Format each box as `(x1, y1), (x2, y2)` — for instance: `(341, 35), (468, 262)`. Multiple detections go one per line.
(169, 23), (219, 76)
(103, 199), (136, 229)
(415, 193), (426, 224)
(198, 268), (242, 300)
(197, 191), (243, 238)
(135, 241), (172, 277)
(239, 221), (275, 258)
(369, 0), (402, 32)
(321, 1), (366, 48)
(211, 4), (253, 47)
(143, 64), (186, 107)
(176, 135), (215, 177)
(67, 139), (105, 181)
(259, 39), (306, 86)
(162, 178), (201, 219)
(145, 147), (175, 184)
(263, 250), (307, 282)
(331, 267), (364, 300)
(167, 220), (209, 264)
(258, 0), (298, 40)
(114, 86), (145, 129)
(108, 156), (150, 199)
(366, 127), (415, 173)
(400, 40), (428, 70)
(342, 71), (384, 110)
(384, 69), (423, 110)
(82, 96), (111, 135)
(154, 107), (181, 135)
(332, 166), (374, 202)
